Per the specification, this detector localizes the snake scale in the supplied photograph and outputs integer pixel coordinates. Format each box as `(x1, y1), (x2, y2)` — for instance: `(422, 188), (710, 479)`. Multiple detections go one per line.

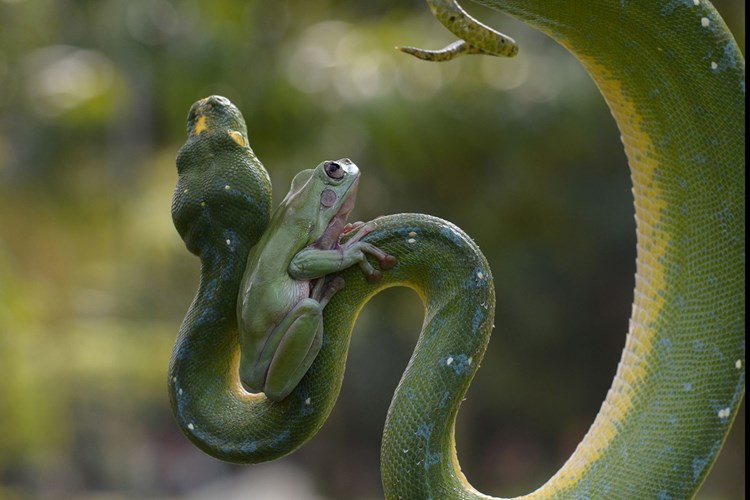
(168, 1), (744, 498)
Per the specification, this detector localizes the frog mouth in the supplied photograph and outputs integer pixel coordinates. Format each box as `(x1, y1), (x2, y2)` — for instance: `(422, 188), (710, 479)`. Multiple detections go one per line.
(316, 178), (359, 250)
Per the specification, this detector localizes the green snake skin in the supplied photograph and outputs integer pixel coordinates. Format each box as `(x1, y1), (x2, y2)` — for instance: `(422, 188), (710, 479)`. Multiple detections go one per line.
(398, 0), (519, 60)
(169, 1), (744, 498)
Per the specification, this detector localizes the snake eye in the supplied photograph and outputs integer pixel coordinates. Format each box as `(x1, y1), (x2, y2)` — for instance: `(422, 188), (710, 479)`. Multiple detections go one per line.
(324, 161), (345, 180)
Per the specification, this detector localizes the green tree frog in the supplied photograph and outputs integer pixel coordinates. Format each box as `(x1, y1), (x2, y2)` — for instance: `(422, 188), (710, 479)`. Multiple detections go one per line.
(237, 158), (396, 401)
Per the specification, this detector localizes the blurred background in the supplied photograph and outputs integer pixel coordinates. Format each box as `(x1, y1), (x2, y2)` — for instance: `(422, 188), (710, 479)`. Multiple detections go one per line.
(0, 0), (744, 498)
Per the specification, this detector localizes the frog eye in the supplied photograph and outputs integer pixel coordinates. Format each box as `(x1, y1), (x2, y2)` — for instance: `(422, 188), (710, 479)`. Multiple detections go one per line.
(324, 161), (345, 180)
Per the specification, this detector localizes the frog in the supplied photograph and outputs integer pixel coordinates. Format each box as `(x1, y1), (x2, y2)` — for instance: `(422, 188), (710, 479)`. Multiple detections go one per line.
(237, 158), (396, 401)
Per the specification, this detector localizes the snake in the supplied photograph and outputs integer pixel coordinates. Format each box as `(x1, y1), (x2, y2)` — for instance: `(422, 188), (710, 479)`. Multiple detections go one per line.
(168, 0), (745, 498)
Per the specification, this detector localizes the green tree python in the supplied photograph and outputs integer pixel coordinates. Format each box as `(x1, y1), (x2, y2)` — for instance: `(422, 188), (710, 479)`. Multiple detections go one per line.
(168, 0), (745, 497)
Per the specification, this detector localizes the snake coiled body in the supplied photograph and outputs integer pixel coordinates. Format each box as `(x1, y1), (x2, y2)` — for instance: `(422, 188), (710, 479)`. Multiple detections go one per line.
(169, 1), (744, 498)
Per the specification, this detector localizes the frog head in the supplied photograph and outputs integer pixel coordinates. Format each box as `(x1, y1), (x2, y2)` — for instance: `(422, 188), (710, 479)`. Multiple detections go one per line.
(284, 158), (360, 249)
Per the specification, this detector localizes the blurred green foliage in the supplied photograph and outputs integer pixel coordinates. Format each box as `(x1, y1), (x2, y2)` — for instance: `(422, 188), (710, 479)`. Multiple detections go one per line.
(0, 0), (744, 498)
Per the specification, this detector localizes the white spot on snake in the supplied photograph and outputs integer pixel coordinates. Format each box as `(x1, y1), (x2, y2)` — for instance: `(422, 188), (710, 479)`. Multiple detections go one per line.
(446, 357), (454, 366)
(701, 17), (710, 27)
(224, 185), (230, 190)
(188, 423), (195, 430)
(736, 359), (742, 369)
(711, 61), (718, 70)
(179, 388), (183, 396)
(200, 201), (206, 207)
(718, 407), (731, 419)
(172, 376), (177, 383)
(409, 231), (417, 237)
(183, 188), (188, 194)
(468, 357), (473, 365)
(407, 238), (416, 244)
(693, 0), (699, 4)
(477, 271), (484, 280)
(305, 397), (311, 405)
(226, 239), (231, 245)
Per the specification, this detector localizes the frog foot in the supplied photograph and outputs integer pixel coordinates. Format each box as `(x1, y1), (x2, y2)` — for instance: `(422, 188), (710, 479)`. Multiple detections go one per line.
(341, 222), (397, 283)
(312, 276), (346, 306)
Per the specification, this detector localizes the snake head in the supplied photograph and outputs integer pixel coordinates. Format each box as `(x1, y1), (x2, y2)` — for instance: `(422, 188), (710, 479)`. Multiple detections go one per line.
(185, 95), (249, 140)
(172, 96), (272, 258)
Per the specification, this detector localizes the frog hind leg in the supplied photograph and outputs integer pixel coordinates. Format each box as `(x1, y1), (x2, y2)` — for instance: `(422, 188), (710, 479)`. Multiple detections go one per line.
(258, 278), (346, 401)
(263, 298), (325, 401)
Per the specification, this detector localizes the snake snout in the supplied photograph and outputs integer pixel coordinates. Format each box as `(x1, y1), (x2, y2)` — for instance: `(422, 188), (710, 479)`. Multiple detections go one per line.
(203, 95), (231, 108)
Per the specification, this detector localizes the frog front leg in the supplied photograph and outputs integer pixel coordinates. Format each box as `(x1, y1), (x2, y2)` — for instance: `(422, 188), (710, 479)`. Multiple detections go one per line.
(290, 223), (397, 283)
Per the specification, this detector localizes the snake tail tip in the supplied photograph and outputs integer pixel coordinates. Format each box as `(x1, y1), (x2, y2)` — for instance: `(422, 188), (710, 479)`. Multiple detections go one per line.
(395, 46), (439, 62)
